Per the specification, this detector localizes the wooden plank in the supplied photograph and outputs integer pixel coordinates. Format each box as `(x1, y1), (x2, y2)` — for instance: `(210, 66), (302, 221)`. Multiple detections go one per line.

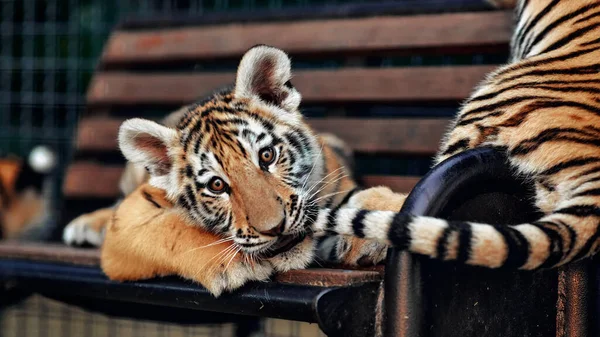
(275, 268), (382, 286)
(103, 11), (511, 64)
(63, 163), (123, 198)
(76, 117), (122, 152)
(0, 242), (100, 266)
(87, 66), (495, 105)
(76, 117), (449, 154)
(362, 176), (421, 193)
(309, 118), (448, 155)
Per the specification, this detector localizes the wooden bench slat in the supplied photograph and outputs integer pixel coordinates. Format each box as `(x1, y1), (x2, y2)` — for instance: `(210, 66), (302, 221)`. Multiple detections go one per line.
(361, 176), (421, 193)
(0, 242), (101, 266)
(309, 118), (448, 155)
(87, 66), (495, 105)
(76, 117), (122, 151)
(103, 11), (511, 64)
(0, 242), (382, 286)
(64, 162), (421, 198)
(76, 117), (449, 154)
(63, 163), (123, 198)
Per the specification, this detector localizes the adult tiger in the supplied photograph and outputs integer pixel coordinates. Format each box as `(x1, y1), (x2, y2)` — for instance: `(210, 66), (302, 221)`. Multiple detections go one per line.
(317, 0), (600, 270)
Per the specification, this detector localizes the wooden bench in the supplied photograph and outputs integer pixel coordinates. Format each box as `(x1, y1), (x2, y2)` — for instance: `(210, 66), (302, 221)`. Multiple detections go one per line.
(0, 2), (595, 336)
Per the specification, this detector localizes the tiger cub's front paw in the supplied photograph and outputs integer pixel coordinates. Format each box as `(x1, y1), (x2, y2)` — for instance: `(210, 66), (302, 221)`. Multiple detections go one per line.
(317, 235), (388, 266)
(200, 257), (274, 296)
(320, 187), (407, 266)
(63, 208), (114, 246)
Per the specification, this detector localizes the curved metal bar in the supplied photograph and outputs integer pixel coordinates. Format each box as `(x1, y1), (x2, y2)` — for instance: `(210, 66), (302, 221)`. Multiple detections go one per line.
(384, 147), (545, 337)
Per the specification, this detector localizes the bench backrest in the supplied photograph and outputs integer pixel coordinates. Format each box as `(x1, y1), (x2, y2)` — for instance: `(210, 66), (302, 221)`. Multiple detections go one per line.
(62, 9), (512, 220)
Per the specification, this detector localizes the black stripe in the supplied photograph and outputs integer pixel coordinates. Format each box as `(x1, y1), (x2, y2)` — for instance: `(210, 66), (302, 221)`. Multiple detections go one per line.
(524, 2), (600, 56)
(324, 188), (360, 230)
(178, 195), (192, 211)
(495, 46), (599, 79)
(436, 225), (455, 260)
(325, 207), (341, 230)
(470, 79), (600, 105)
(442, 138), (471, 156)
(284, 133), (305, 156)
(456, 111), (503, 126)
(580, 175), (600, 186)
(498, 64), (600, 86)
(538, 178), (555, 192)
(511, 128), (600, 156)
(573, 188), (600, 198)
(556, 204), (600, 217)
(250, 114), (274, 131)
(387, 213), (413, 250)
(336, 187), (360, 208)
(571, 222), (600, 261)
(541, 157), (600, 176)
(560, 219), (577, 258)
(185, 184), (197, 207)
(454, 221), (473, 264)
(551, 219), (577, 258)
(574, 7), (600, 24)
(533, 221), (565, 269)
(351, 210), (368, 238)
(493, 225), (530, 268)
(459, 96), (554, 120)
(183, 118), (204, 150)
(539, 22), (600, 55)
(520, 85), (600, 95)
(142, 191), (162, 208)
(581, 36), (600, 47)
(185, 165), (194, 178)
(515, 0), (560, 53)
(574, 164), (600, 180)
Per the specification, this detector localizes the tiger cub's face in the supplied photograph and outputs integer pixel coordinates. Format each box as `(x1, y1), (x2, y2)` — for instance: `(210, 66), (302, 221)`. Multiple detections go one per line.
(119, 46), (324, 270)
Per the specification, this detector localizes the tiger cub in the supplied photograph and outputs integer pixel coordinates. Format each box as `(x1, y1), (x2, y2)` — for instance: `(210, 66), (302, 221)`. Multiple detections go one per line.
(64, 45), (393, 295)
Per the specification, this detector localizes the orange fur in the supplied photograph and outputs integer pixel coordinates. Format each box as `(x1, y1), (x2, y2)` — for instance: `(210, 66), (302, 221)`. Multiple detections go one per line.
(101, 184), (270, 295)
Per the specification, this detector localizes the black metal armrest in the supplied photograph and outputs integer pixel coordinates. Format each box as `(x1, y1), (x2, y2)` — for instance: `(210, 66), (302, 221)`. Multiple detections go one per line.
(0, 243), (382, 337)
(384, 147), (597, 337)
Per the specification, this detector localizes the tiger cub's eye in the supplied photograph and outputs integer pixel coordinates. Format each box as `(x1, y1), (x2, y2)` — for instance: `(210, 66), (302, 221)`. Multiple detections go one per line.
(208, 177), (227, 194)
(259, 146), (276, 165)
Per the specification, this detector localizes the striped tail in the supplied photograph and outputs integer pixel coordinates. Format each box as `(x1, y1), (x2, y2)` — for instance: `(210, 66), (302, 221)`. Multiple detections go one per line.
(311, 207), (594, 270)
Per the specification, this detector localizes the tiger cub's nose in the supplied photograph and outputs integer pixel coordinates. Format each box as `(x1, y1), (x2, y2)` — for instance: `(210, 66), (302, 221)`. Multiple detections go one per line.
(255, 218), (286, 237)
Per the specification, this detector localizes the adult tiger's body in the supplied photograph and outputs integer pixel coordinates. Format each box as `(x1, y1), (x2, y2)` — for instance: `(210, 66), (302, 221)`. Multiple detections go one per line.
(317, 0), (600, 270)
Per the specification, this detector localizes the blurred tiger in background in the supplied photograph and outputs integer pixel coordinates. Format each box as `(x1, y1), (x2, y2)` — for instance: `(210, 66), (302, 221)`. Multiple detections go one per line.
(0, 146), (55, 240)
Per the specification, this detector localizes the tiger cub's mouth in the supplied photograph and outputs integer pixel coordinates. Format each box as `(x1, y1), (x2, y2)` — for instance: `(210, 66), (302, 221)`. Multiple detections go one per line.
(260, 232), (308, 259)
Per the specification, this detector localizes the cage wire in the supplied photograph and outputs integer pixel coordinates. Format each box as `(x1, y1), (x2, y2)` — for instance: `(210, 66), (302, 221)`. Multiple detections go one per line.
(0, 0), (509, 336)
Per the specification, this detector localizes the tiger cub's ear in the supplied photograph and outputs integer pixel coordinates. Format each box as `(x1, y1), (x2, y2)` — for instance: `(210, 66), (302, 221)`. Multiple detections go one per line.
(118, 118), (178, 192)
(234, 45), (302, 114)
